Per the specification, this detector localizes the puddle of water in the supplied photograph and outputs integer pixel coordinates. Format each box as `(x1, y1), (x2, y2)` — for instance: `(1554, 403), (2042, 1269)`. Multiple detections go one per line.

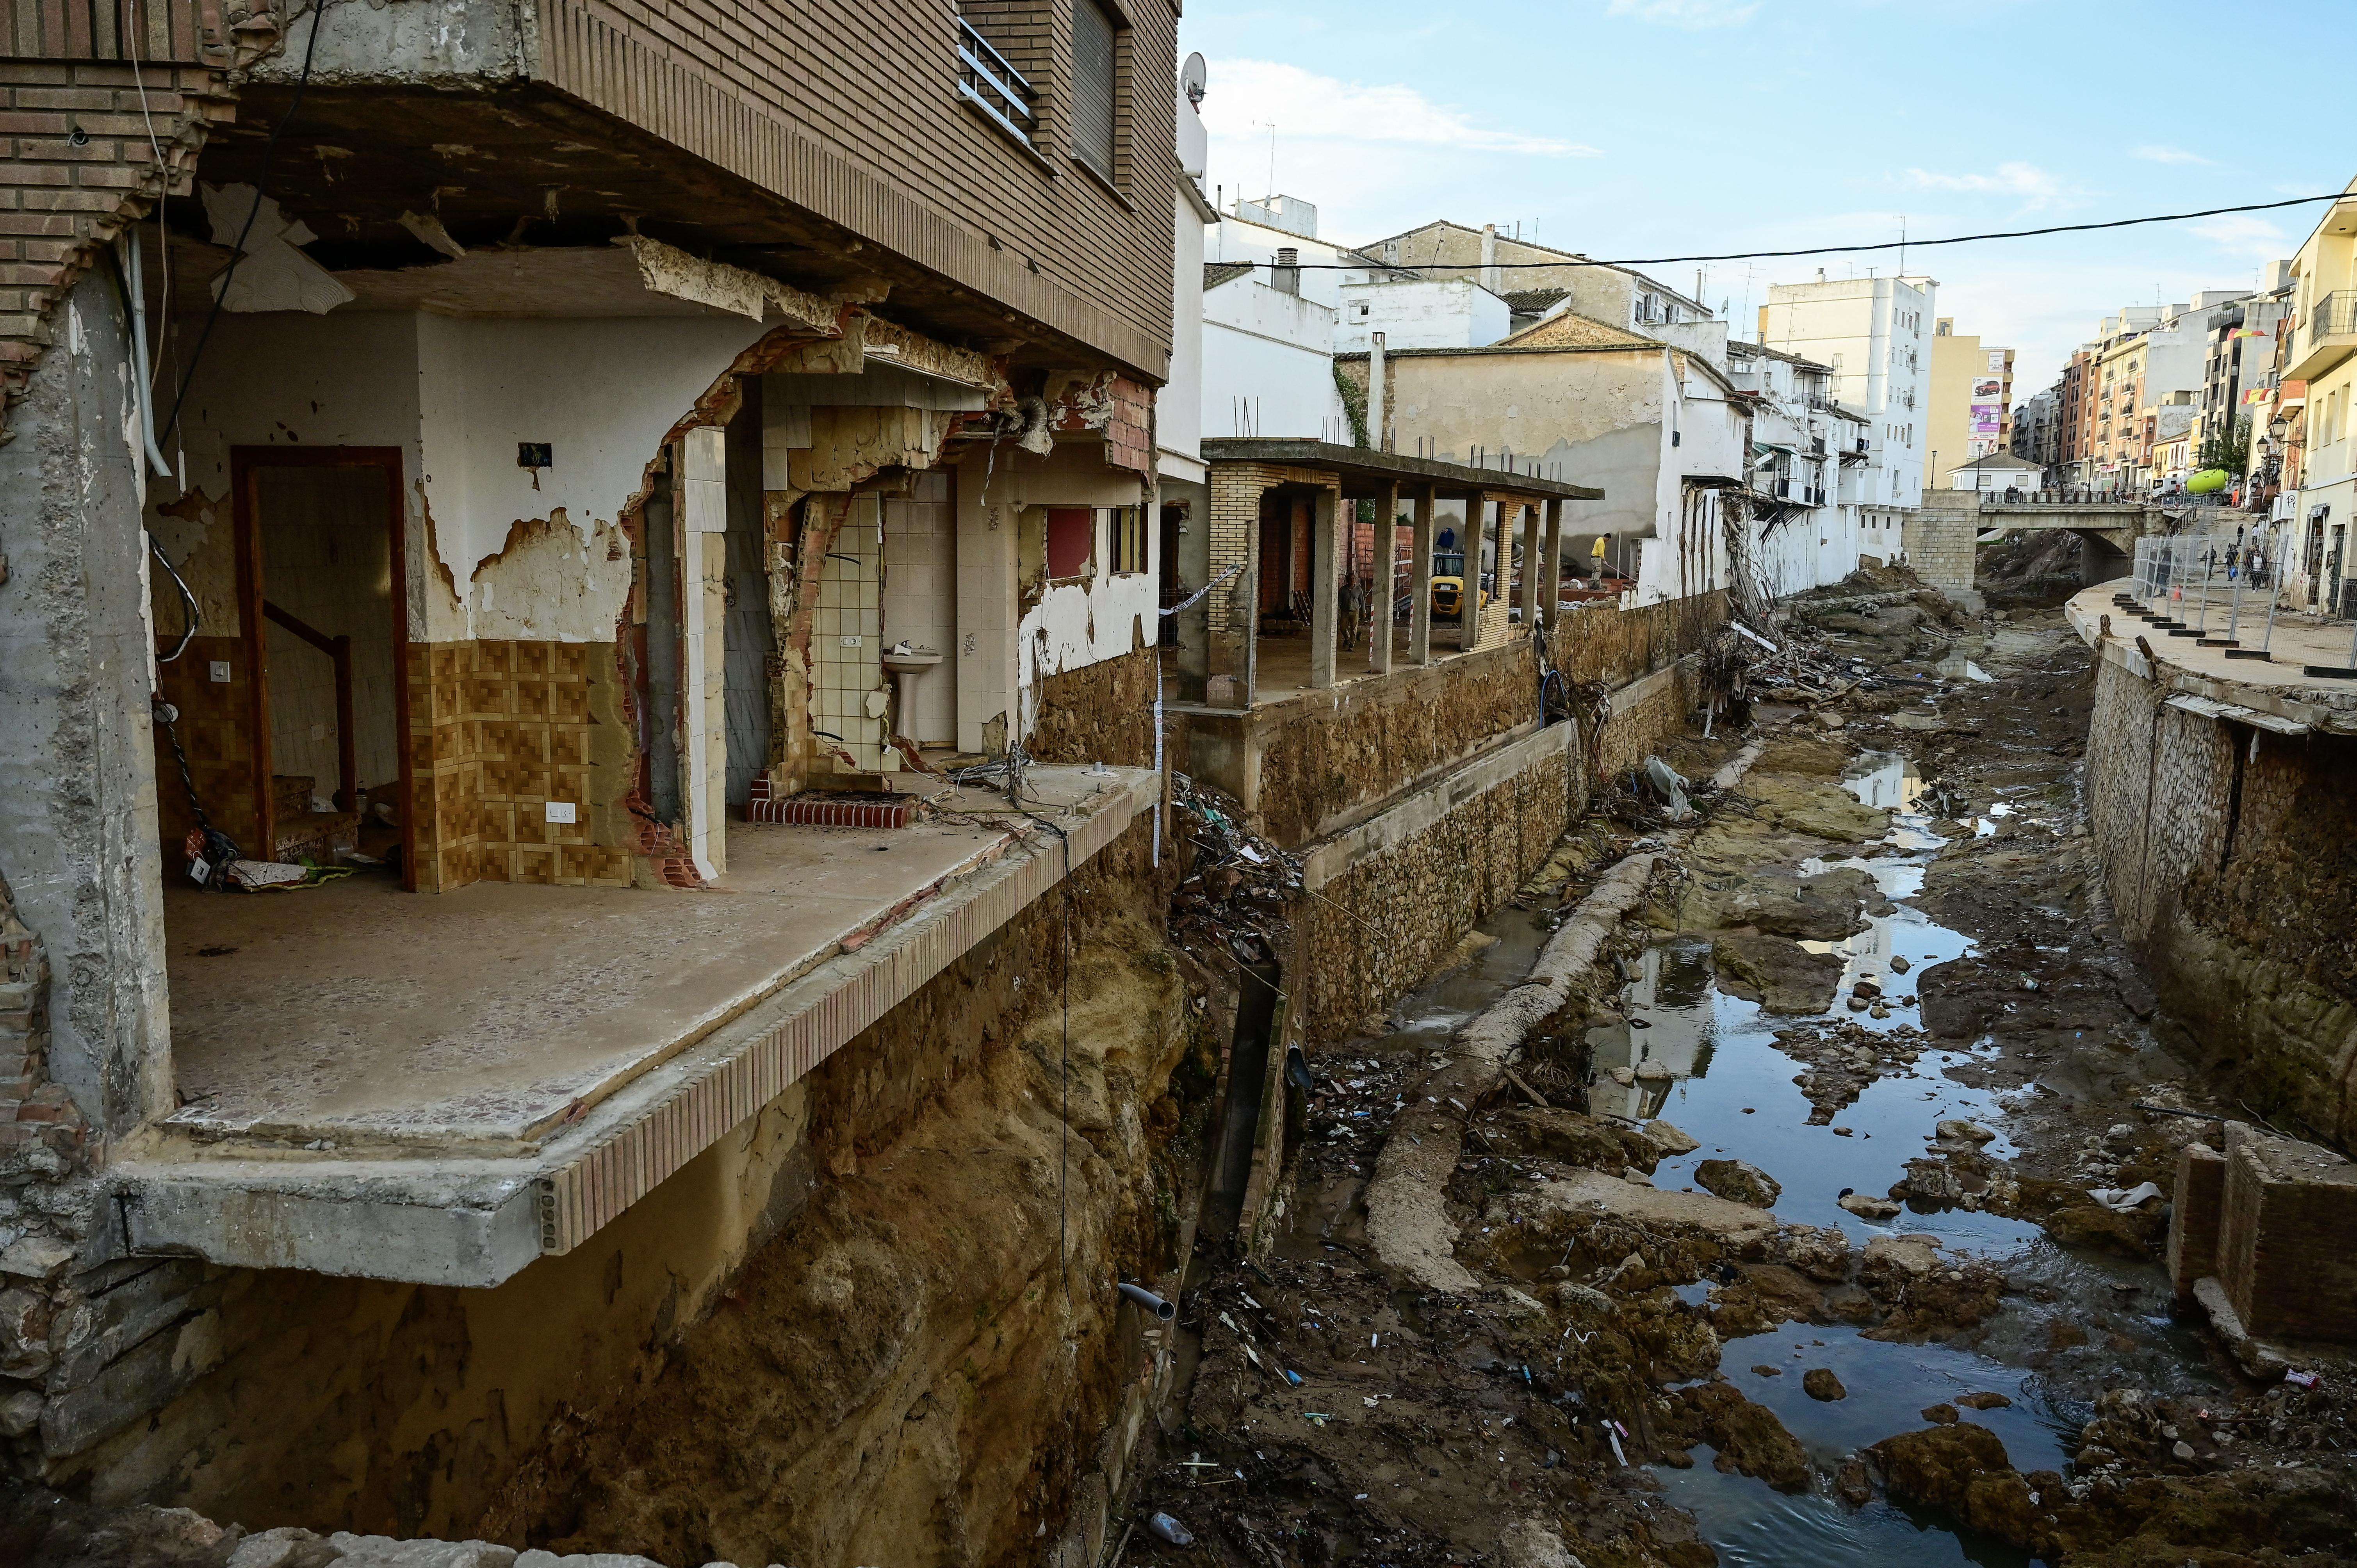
(1586, 747), (2224, 1564)
(1589, 755), (2033, 1249)
(1657, 1323), (2077, 1567)
(1837, 752), (1924, 812)
(1659, 1451), (2037, 1568)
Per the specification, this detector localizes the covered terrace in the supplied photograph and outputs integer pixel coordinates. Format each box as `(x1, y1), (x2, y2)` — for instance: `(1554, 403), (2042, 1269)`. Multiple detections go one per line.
(1178, 439), (1604, 709)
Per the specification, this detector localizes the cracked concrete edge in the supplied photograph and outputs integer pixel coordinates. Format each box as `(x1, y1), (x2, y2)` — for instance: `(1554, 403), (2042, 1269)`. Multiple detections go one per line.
(1363, 733), (1771, 1292)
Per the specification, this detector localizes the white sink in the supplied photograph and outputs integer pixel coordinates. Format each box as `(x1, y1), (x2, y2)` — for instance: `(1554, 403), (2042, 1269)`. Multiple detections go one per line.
(882, 646), (943, 740)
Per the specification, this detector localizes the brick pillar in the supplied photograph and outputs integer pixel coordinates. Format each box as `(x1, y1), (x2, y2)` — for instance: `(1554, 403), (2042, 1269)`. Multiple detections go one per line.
(1308, 488), (1341, 689)
(1370, 482), (1400, 675)
(1405, 491), (1434, 665)
(1516, 500), (1541, 628)
(1460, 497), (1488, 651)
(1538, 498), (1563, 633)
(1204, 462), (1266, 709)
(2168, 1140), (2226, 1303)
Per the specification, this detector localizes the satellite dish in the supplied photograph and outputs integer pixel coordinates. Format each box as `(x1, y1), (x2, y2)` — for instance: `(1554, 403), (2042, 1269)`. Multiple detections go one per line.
(1181, 52), (1207, 106)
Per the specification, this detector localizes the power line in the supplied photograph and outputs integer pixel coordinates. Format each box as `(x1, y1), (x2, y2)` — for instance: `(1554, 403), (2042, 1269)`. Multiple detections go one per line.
(1239, 192), (2350, 272)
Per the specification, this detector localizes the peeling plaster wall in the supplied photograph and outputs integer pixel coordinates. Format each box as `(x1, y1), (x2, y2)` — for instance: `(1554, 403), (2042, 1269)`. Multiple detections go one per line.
(158, 309), (769, 646)
(153, 310), (424, 632)
(414, 313), (768, 643)
(948, 441), (1154, 754)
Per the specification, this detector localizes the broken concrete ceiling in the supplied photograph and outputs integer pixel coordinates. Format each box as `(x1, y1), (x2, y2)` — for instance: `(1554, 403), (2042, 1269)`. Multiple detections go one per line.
(175, 84), (1117, 371)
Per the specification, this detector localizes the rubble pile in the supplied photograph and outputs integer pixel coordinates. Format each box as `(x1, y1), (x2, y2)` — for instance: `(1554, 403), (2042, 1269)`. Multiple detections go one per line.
(1167, 773), (1301, 967)
(1771, 1017), (1929, 1122)
(1301, 1054), (1410, 1180)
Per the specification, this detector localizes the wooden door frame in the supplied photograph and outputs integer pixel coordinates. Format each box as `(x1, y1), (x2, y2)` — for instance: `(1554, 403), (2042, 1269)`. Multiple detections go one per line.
(228, 445), (417, 892)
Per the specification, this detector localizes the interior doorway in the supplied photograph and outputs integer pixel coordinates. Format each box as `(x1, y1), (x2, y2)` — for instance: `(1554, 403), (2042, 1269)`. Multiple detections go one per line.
(231, 447), (413, 888)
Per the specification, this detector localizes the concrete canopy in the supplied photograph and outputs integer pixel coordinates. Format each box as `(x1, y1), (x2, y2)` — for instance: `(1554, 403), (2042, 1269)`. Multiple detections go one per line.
(1198, 437), (1603, 503)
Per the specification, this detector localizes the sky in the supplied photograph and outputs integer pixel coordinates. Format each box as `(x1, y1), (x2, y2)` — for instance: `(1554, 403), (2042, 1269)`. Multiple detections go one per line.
(1178, 0), (2354, 397)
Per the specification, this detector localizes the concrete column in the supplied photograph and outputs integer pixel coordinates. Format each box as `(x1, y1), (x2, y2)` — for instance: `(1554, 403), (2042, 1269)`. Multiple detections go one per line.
(1308, 488), (1342, 689)
(0, 270), (171, 1133)
(955, 463), (1018, 753)
(1538, 498), (1564, 636)
(680, 426), (727, 879)
(1516, 499), (1541, 630)
(1371, 483), (1399, 675)
(1409, 489), (1434, 666)
(1460, 497), (1488, 651)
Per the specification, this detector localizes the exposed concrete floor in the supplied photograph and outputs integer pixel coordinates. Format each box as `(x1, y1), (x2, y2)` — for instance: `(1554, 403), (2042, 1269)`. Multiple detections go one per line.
(2075, 577), (2357, 705)
(1242, 623), (1484, 701)
(161, 766), (1146, 1147)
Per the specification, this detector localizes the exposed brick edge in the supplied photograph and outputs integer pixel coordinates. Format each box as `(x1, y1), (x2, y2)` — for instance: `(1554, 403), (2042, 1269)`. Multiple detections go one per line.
(745, 796), (912, 830)
(0, 12), (287, 442)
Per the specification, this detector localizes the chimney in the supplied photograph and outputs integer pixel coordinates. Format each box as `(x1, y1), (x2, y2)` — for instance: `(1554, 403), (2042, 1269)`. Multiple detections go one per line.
(1274, 246), (1300, 296)
(1368, 331), (1387, 453)
(1480, 224), (1500, 294)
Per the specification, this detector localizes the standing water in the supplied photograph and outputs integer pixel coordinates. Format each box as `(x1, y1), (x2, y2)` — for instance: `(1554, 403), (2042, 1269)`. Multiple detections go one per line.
(1584, 751), (2208, 1566)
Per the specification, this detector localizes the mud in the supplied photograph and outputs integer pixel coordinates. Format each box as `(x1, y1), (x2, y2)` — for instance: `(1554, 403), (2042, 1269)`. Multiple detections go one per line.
(1135, 570), (2357, 1568)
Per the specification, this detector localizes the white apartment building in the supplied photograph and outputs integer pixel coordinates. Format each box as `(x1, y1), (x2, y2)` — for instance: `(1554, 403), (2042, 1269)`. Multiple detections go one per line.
(1728, 340), (1893, 595)
(1759, 274), (1937, 509)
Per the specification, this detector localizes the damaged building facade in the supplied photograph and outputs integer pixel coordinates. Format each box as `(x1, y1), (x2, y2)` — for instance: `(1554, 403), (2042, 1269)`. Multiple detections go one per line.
(0, 0), (1210, 1559)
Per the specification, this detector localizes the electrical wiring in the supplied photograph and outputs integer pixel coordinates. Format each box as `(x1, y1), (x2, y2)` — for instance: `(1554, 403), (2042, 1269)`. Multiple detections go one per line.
(1221, 192), (2354, 272)
(157, 0), (327, 452)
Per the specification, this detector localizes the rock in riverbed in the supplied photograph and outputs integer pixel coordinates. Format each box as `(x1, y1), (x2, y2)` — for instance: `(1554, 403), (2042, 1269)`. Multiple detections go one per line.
(1694, 1158), (1783, 1207)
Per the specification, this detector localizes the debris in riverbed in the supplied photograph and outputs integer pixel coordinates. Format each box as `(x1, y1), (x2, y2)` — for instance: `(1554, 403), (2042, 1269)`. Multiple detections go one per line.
(1167, 774), (1301, 965)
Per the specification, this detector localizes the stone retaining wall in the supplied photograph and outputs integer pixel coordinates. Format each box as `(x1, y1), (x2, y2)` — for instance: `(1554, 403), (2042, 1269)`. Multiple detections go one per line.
(2084, 653), (2357, 1145)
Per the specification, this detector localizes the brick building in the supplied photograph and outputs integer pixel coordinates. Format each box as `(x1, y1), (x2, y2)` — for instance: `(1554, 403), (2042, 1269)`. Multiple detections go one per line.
(0, 0), (1201, 1546)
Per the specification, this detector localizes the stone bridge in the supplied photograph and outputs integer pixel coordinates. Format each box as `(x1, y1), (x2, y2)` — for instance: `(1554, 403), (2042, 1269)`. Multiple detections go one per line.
(1974, 502), (2238, 584)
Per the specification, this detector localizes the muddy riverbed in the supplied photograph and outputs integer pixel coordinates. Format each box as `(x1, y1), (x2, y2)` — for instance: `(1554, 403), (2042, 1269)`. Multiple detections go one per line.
(1133, 591), (2357, 1568)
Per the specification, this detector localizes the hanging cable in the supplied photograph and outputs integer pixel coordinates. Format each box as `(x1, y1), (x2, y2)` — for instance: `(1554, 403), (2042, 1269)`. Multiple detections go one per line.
(153, 696), (243, 884)
(1221, 192), (2355, 272)
(148, 532), (199, 663)
(158, 0), (327, 453)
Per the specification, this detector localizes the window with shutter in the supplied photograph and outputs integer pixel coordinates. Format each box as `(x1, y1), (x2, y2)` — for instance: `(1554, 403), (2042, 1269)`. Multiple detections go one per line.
(1071, 0), (1117, 183)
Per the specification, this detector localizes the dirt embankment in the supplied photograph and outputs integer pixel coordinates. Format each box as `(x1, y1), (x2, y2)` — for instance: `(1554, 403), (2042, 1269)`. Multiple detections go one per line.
(468, 901), (1204, 1568)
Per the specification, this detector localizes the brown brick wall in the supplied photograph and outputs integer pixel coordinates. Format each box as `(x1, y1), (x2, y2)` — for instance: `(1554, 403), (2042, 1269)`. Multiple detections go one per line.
(534, 0), (1178, 377)
(0, 6), (267, 423)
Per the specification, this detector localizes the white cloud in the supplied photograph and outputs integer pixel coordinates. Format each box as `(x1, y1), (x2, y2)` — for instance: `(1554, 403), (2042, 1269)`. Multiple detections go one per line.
(1605, 0), (1761, 28)
(2191, 214), (2289, 258)
(1901, 162), (2067, 202)
(2133, 144), (2211, 166)
(1200, 60), (1598, 158)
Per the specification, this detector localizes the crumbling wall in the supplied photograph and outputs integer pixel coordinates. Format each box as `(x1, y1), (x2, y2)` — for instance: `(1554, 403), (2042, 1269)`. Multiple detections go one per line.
(1301, 737), (1582, 1041)
(1026, 643), (1158, 769)
(476, 819), (1196, 1568)
(0, 269), (172, 1140)
(1250, 642), (1543, 848)
(2084, 649), (2357, 1145)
